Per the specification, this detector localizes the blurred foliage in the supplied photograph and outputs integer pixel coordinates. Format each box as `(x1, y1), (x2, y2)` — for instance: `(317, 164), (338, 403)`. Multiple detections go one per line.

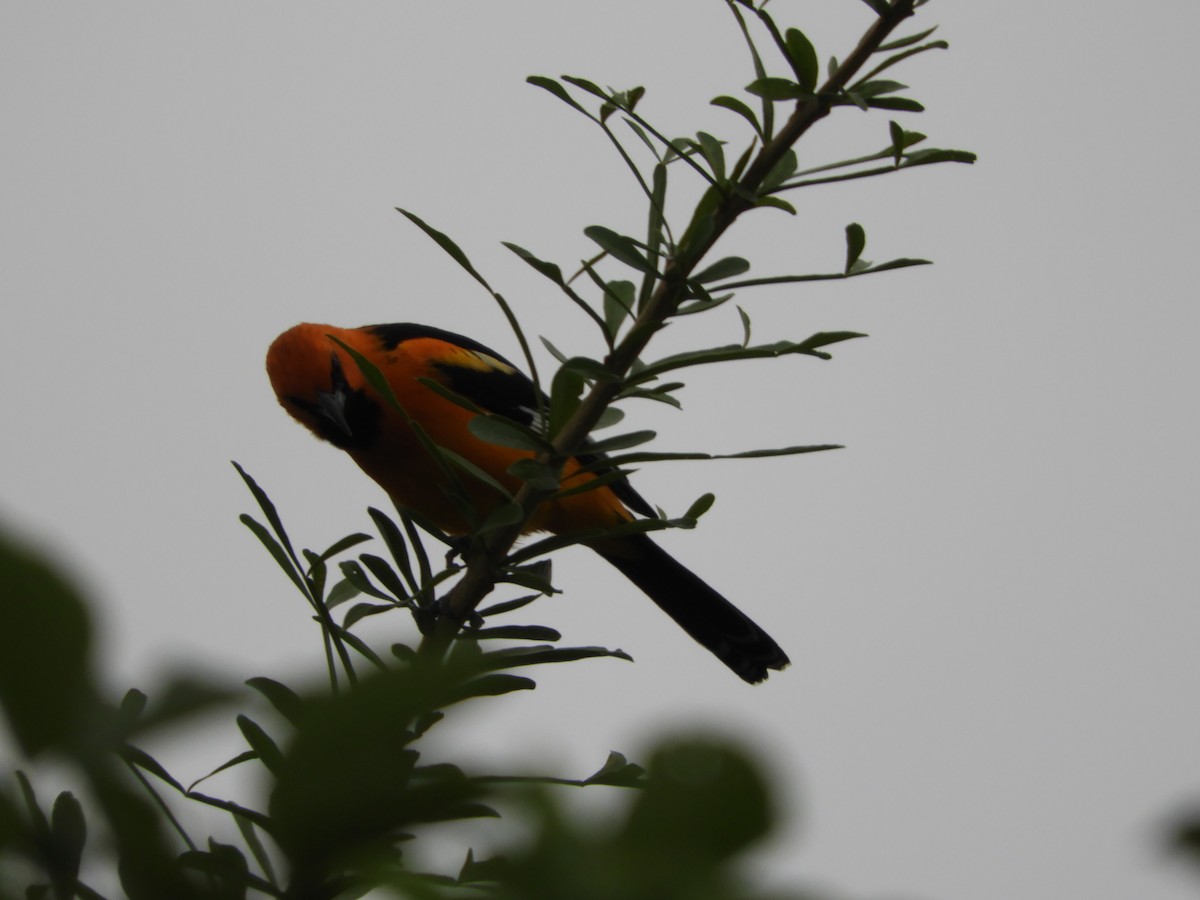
(0, 1), (989, 897)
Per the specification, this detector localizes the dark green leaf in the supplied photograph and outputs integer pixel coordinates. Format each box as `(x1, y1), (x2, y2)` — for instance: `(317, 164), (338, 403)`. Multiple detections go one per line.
(120, 744), (186, 793)
(502, 241), (566, 284)
(755, 194), (797, 214)
(583, 750), (646, 787)
(878, 26), (939, 52)
(865, 96), (925, 112)
(343, 601), (396, 628)
(324, 577), (361, 609)
(583, 226), (659, 275)
(118, 688), (147, 730)
(317, 532), (372, 562)
(237, 715), (284, 775)
(889, 120), (906, 165)
(444, 674), (537, 704)
(526, 76), (594, 119)
(396, 208), (490, 289)
(477, 594), (540, 618)
(476, 645), (632, 670)
(338, 560), (395, 601)
(246, 677), (305, 727)
(560, 75), (608, 100)
(784, 28), (819, 92)
(50, 791), (86, 882)
(760, 148), (798, 193)
(467, 625), (562, 642)
(692, 257), (750, 284)
(903, 148), (978, 166)
(710, 95), (762, 138)
(685, 493), (716, 520)
(745, 77), (808, 101)
(480, 502), (526, 533)
(621, 737), (772, 862)
(234, 815), (278, 886)
(361, 553), (409, 600)
(695, 131), (725, 182)
(0, 530), (95, 757)
(585, 430), (656, 454)
(549, 365), (584, 442)
(601, 444), (843, 467)
(603, 279), (636, 337)
(737, 306), (751, 348)
(232, 461), (299, 570)
(368, 506), (418, 593)
(845, 222), (866, 274)
(508, 458), (560, 491)
(468, 414), (553, 453)
(852, 79), (908, 97)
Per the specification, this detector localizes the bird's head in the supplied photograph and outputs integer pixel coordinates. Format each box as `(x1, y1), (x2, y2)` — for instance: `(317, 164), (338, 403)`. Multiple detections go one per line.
(266, 323), (381, 450)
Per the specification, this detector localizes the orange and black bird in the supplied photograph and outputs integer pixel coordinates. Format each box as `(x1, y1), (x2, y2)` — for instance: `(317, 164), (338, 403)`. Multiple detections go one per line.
(266, 323), (789, 683)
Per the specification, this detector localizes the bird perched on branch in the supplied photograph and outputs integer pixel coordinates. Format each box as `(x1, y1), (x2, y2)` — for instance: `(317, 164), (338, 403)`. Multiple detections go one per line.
(266, 322), (789, 683)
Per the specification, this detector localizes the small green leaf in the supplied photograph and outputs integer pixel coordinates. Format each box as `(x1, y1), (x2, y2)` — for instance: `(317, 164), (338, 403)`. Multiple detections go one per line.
(561, 74), (608, 100)
(760, 149), (798, 193)
(692, 257), (750, 284)
(50, 791), (86, 882)
(865, 96), (925, 112)
(878, 26), (939, 52)
(317, 532), (372, 562)
(237, 715), (284, 775)
(246, 677), (305, 727)
(583, 226), (659, 275)
(695, 131), (725, 182)
(889, 119), (906, 166)
(526, 76), (593, 119)
(902, 148), (978, 166)
(338, 560), (395, 601)
(467, 624), (562, 642)
(583, 750), (646, 787)
(444, 674), (536, 704)
(343, 601), (396, 628)
(468, 415), (552, 452)
(710, 95), (762, 138)
(480, 502), (525, 533)
(784, 28), (819, 92)
(685, 493), (716, 520)
(603, 279), (636, 337)
(507, 458), (560, 491)
(325, 577), (362, 609)
(755, 195), (797, 215)
(396, 208), (490, 290)
(361, 554), (409, 600)
(745, 77), (808, 101)
(585, 430), (656, 454)
(845, 223), (866, 274)
(737, 306), (752, 348)
(503, 241), (566, 285)
(852, 79), (908, 97)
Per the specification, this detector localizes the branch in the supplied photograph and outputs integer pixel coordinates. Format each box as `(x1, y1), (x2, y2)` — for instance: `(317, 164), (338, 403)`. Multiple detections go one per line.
(439, 0), (919, 623)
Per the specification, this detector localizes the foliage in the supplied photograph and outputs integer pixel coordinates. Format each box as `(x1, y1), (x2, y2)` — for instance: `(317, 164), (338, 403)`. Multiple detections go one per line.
(0, 1), (980, 897)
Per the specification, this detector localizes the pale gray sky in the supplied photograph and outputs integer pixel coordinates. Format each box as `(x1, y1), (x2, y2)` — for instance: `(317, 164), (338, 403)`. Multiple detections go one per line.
(3, 2), (1199, 898)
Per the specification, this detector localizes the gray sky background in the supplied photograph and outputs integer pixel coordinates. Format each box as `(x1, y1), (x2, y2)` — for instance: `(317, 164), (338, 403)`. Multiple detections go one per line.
(3, 2), (1198, 898)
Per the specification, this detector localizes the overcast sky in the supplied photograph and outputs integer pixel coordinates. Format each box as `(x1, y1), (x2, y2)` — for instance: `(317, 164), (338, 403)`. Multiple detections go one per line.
(3, 2), (1199, 898)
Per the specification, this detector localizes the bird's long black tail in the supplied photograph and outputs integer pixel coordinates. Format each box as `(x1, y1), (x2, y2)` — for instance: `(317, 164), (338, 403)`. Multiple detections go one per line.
(590, 533), (790, 684)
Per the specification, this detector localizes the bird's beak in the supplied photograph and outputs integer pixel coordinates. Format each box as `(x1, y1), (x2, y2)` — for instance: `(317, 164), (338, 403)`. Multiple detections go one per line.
(314, 352), (354, 438)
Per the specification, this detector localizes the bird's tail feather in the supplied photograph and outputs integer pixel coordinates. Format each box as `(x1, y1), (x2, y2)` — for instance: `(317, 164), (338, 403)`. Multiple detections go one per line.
(591, 533), (790, 684)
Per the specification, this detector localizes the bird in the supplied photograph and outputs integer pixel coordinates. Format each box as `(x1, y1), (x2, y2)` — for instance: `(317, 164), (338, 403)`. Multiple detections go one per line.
(266, 322), (789, 683)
